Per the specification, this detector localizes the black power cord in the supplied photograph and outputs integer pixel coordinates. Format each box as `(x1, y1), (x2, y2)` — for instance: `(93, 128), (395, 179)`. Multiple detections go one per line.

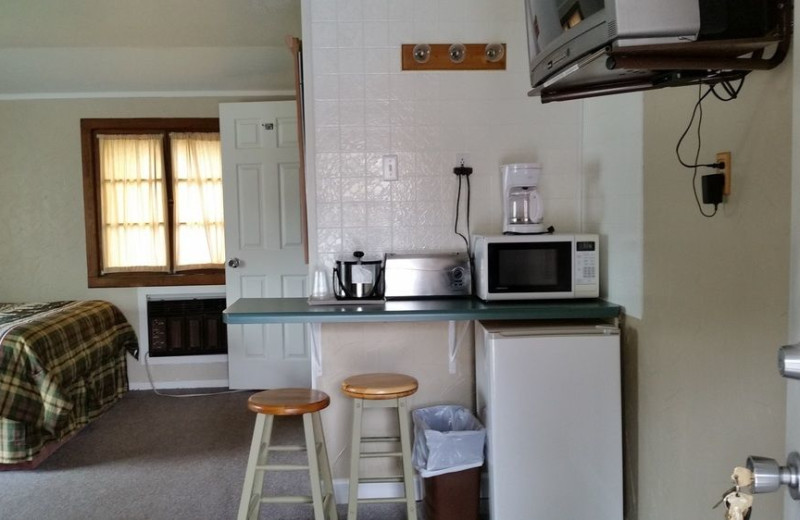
(675, 78), (744, 217)
(453, 161), (472, 254)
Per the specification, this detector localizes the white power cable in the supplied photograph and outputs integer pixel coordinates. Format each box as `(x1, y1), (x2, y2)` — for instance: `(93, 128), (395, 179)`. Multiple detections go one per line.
(143, 351), (248, 398)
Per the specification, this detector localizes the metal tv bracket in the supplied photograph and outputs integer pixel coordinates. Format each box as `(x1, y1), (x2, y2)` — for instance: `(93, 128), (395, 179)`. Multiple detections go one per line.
(743, 343), (800, 500)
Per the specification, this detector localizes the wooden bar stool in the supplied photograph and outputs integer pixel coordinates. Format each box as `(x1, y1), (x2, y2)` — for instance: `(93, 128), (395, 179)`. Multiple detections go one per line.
(341, 373), (419, 520)
(238, 388), (338, 520)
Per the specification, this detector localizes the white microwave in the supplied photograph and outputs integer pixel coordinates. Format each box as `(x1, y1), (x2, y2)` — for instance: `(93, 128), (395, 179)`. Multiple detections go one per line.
(472, 234), (600, 301)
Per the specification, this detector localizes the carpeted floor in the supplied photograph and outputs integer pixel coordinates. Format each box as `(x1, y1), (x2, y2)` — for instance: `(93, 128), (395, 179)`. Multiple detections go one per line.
(0, 389), (428, 520)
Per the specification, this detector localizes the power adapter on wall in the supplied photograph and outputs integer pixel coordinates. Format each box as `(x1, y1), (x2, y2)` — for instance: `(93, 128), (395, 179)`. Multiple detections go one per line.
(702, 173), (725, 207)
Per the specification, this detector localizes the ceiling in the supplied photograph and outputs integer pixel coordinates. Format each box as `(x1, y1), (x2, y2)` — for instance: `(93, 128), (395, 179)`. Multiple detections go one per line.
(0, 0), (301, 98)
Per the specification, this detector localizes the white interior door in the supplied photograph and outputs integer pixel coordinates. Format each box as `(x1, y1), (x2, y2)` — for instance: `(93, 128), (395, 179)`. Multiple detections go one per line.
(220, 101), (310, 390)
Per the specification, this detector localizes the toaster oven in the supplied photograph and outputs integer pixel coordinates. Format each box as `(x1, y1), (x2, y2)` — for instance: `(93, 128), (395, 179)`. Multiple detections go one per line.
(383, 252), (472, 299)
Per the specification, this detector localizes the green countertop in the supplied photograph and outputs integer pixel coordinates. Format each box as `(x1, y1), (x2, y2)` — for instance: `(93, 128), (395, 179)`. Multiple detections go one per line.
(223, 297), (622, 324)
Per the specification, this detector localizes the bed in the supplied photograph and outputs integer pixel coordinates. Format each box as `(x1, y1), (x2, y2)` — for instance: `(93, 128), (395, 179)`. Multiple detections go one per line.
(0, 300), (138, 469)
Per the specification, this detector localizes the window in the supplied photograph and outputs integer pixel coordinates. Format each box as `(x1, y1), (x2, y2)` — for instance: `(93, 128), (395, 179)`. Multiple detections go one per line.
(81, 119), (225, 288)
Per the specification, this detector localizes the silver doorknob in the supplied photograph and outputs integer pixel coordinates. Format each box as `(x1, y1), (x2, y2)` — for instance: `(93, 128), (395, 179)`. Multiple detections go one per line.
(779, 343), (800, 379)
(747, 453), (800, 499)
(227, 258), (241, 268)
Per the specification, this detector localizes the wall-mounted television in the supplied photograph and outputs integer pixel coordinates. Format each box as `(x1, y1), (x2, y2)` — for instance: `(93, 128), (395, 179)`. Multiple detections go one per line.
(526, 0), (790, 102)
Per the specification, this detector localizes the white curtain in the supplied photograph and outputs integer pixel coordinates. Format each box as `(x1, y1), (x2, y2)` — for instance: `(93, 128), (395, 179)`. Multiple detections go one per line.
(98, 134), (168, 273)
(170, 132), (225, 270)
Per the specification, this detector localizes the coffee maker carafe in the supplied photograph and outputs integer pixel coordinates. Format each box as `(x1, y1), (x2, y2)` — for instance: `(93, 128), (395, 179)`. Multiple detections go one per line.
(502, 163), (545, 234)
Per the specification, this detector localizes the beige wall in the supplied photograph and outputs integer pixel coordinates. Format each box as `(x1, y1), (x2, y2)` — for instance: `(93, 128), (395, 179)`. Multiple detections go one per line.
(0, 96), (282, 387)
(635, 64), (792, 519)
(787, 10), (800, 520)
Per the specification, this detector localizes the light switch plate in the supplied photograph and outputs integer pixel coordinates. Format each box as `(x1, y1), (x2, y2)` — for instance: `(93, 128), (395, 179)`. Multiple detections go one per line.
(382, 154), (398, 181)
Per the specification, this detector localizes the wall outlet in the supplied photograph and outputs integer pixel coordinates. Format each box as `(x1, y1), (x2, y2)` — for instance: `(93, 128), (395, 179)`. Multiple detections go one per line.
(456, 153), (471, 167)
(382, 154), (398, 181)
(716, 151), (731, 195)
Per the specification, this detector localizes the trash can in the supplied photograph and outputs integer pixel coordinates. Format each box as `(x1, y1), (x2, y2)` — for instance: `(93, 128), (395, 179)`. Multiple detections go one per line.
(412, 405), (486, 520)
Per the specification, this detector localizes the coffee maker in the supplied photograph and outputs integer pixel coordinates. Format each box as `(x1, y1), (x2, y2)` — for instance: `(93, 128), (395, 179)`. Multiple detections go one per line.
(332, 251), (384, 300)
(502, 163), (545, 234)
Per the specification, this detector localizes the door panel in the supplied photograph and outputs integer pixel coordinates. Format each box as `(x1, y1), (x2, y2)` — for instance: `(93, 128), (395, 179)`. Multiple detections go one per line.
(221, 101), (309, 389)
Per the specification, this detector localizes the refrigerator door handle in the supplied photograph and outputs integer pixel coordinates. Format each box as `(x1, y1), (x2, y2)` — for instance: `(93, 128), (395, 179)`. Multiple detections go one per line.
(496, 325), (619, 338)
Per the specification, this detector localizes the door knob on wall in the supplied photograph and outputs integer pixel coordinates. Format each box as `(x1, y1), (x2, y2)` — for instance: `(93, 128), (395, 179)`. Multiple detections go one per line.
(779, 343), (800, 379)
(227, 258), (241, 268)
(746, 453), (800, 499)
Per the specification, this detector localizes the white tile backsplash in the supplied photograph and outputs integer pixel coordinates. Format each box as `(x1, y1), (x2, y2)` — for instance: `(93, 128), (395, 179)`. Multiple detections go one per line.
(315, 153), (341, 178)
(312, 48), (339, 75)
(364, 126), (390, 151)
(314, 100), (339, 126)
(313, 74), (340, 100)
(340, 152), (366, 176)
(316, 202), (342, 228)
(337, 22), (364, 48)
(308, 0), (584, 255)
(364, 77), (390, 102)
(362, 0), (388, 21)
(388, 0), (414, 22)
(311, 0), (337, 22)
(366, 202), (392, 227)
(316, 177), (342, 203)
(363, 22), (390, 47)
(338, 74), (366, 100)
(339, 101), (365, 126)
(339, 126), (366, 152)
(365, 179), (392, 202)
(364, 48), (392, 74)
(312, 22), (339, 47)
(336, 0), (364, 22)
(341, 177), (367, 202)
(341, 202), (367, 227)
(338, 48), (365, 74)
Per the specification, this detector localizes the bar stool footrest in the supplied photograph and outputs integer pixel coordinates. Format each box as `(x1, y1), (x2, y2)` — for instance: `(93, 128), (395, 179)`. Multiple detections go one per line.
(267, 445), (306, 452)
(260, 495), (313, 504)
(360, 451), (402, 458)
(358, 497), (409, 504)
(360, 436), (400, 443)
(358, 476), (405, 484)
(255, 464), (310, 471)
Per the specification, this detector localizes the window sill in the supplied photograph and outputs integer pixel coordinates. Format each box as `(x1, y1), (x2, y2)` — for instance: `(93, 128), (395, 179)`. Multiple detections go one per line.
(88, 271), (225, 289)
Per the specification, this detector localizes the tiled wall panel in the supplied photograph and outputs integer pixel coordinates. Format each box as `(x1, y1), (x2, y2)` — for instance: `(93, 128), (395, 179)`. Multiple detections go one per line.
(307, 0), (583, 268)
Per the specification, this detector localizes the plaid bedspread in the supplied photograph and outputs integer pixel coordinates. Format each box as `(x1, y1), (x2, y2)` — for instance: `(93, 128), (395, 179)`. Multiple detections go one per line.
(0, 300), (138, 464)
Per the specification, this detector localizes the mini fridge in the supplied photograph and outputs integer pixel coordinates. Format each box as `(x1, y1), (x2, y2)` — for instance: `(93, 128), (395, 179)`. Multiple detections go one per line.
(475, 320), (623, 519)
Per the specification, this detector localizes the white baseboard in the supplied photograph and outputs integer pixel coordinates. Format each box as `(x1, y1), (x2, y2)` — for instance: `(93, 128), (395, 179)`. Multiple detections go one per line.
(332, 476), (424, 504)
(129, 379), (230, 391)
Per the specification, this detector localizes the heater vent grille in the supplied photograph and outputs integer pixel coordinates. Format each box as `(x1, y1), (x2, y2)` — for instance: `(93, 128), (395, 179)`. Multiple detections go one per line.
(147, 298), (227, 357)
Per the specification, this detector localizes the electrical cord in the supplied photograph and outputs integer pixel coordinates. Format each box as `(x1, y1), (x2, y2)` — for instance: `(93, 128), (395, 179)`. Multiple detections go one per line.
(144, 351), (248, 398)
(675, 78), (745, 217)
(453, 163), (472, 255)
(454, 175), (469, 252)
(710, 77), (745, 102)
(688, 85), (718, 218)
(465, 174), (472, 248)
(675, 84), (716, 170)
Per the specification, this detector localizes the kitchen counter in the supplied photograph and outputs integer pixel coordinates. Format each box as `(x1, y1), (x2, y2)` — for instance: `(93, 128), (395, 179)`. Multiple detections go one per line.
(223, 297), (622, 324)
(224, 296), (623, 486)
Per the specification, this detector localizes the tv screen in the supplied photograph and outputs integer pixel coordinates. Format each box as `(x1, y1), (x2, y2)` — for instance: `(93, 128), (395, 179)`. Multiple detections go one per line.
(525, 0), (789, 103)
(529, 0), (605, 59)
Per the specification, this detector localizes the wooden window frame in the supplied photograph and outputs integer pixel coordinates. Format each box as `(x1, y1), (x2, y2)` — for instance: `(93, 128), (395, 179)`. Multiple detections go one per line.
(81, 118), (225, 288)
